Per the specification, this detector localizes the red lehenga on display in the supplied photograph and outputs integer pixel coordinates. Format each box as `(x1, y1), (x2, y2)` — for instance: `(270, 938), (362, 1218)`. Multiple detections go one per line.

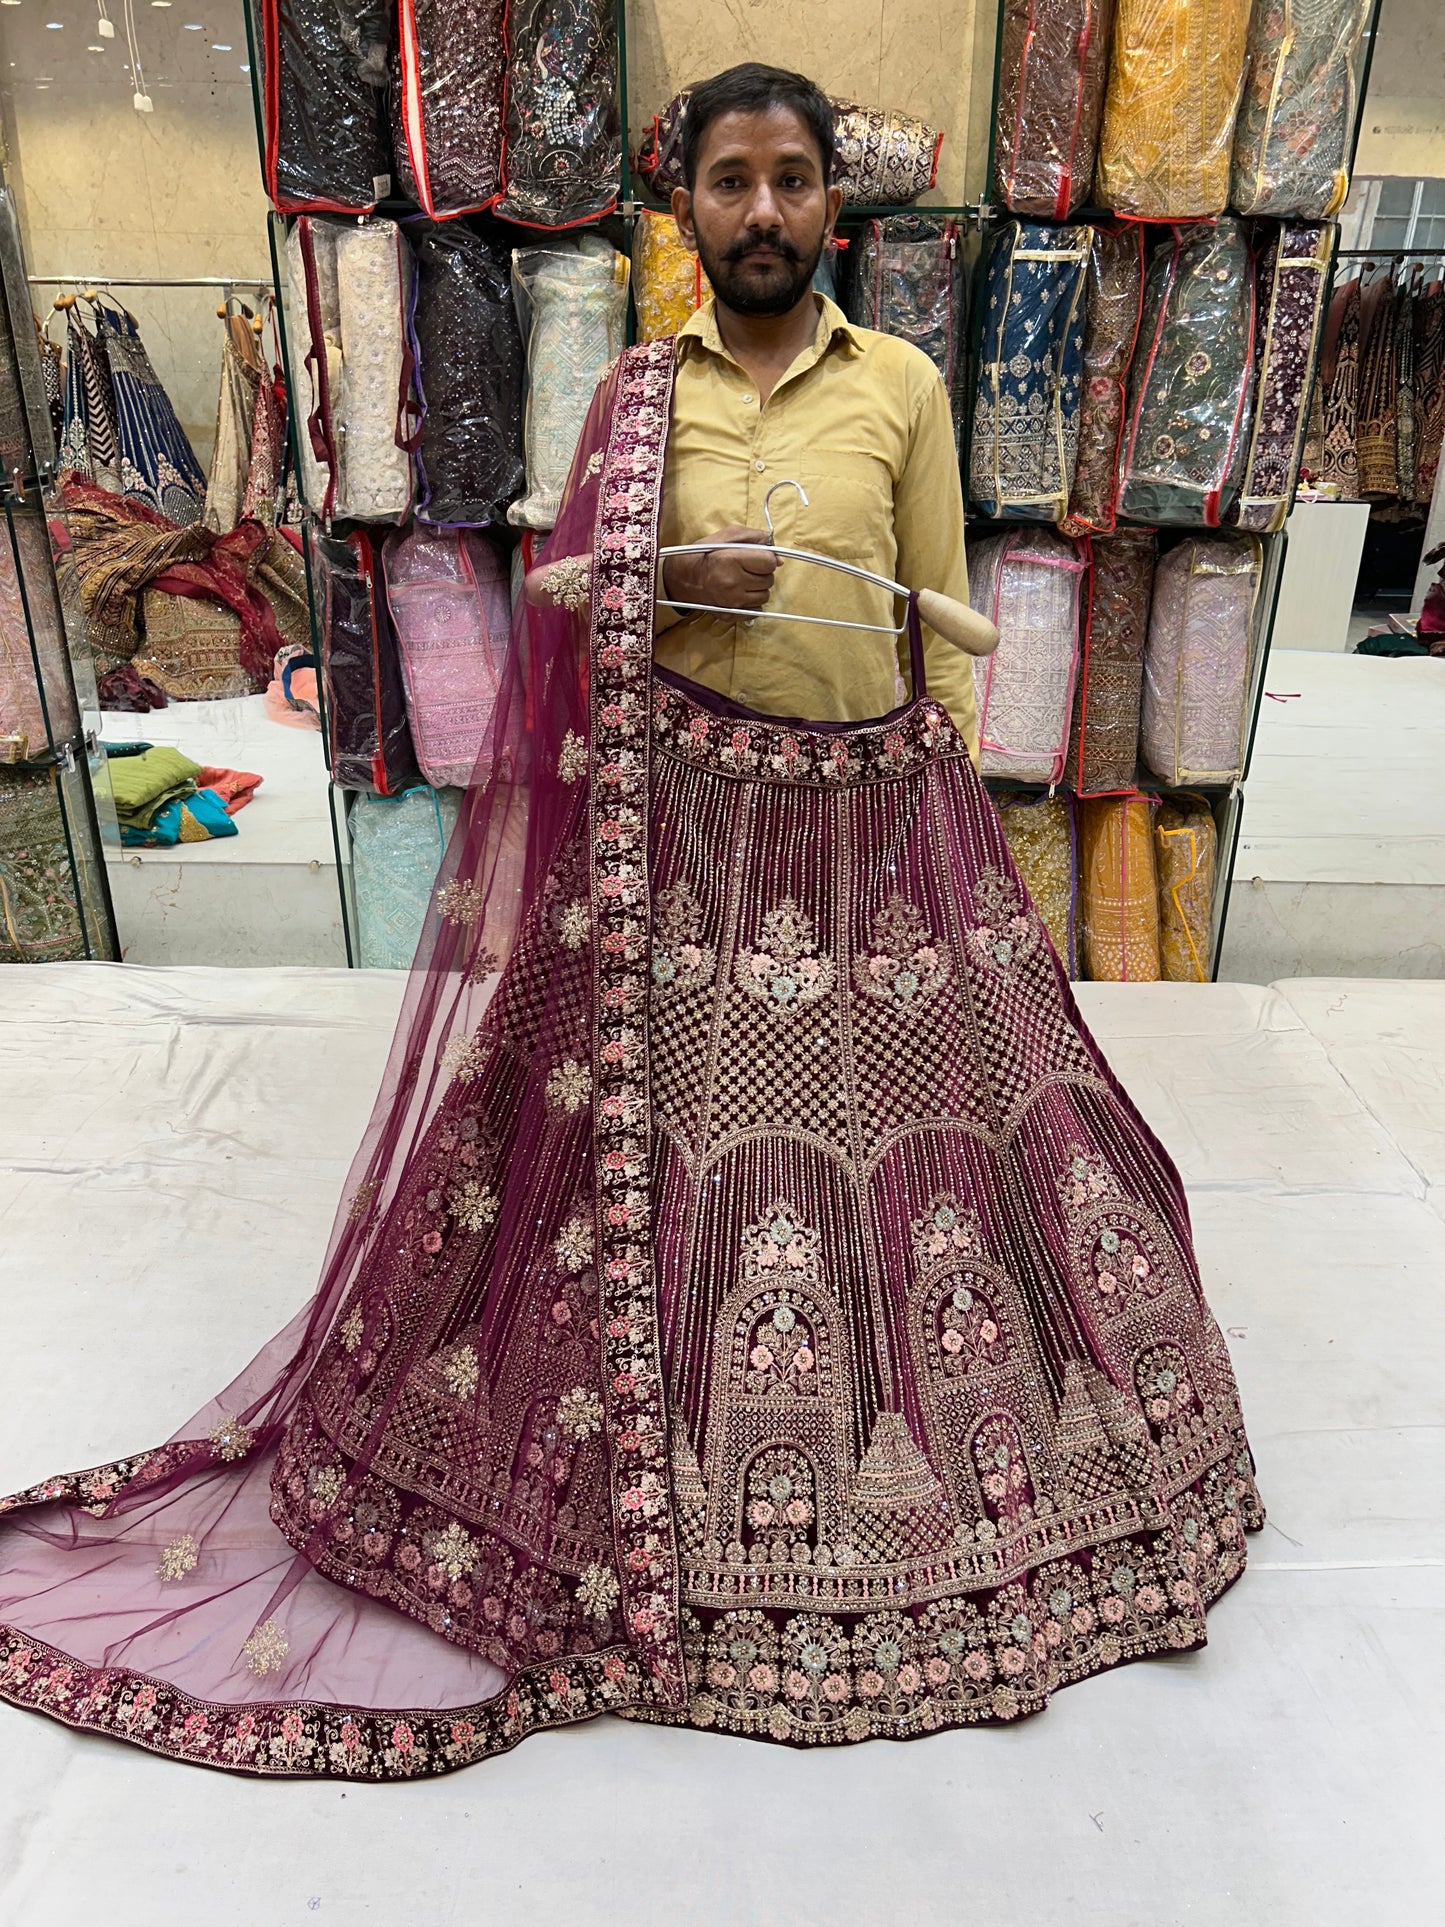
(0, 341), (1262, 1776)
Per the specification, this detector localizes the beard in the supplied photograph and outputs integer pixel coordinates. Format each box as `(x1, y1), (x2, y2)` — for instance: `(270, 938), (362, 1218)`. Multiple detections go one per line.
(696, 228), (824, 317)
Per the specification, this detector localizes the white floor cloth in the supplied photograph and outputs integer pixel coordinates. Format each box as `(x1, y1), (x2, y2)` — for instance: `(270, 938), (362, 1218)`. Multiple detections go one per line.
(0, 966), (1440, 1924)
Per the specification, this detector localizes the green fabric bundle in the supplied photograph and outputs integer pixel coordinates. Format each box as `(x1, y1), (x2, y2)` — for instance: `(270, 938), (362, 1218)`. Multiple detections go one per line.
(107, 745), (203, 832)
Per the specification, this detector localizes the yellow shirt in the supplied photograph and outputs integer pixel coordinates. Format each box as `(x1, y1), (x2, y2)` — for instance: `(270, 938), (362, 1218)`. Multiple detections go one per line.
(654, 293), (978, 754)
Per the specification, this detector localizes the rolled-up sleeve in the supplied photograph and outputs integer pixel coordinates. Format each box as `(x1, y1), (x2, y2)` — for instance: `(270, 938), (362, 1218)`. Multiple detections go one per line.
(894, 374), (979, 760)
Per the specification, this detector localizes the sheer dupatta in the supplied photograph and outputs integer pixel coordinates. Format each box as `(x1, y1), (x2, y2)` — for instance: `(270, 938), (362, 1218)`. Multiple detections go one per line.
(0, 342), (684, 1775)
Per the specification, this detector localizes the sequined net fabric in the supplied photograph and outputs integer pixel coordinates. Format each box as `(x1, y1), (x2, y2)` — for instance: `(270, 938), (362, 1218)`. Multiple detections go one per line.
(969, 528), (1086, 783)
(1231, 223), (1331, 534)
(1140, 535), (1260, 787)
(994, 0), (1116, 220)
(393, 0), (505, 217)
(1096, 0), (1253, 218)
(1230, 0), (1370, 218)
(1066, 528), (1154, 795)
(970, 221), (1092, 522)
(261, 0), (394, 213)
(1061, 226), (1145, 537)
(497, 0), (620, 228)
(1118, 220), (1257, 528)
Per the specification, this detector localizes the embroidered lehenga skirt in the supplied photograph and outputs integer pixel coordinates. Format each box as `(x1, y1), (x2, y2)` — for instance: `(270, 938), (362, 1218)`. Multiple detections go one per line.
(0, 342), (1261, 1774)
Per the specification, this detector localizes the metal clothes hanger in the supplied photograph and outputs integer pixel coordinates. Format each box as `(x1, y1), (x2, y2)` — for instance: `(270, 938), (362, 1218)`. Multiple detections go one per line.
(652, 480), (998, 657)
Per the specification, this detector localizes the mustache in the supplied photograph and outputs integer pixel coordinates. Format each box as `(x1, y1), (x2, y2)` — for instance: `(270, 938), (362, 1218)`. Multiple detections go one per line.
(723, 235), (802, 266)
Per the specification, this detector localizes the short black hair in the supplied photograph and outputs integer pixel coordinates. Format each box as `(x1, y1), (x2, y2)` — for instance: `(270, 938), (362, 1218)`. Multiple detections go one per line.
(681, 63), (834, 189)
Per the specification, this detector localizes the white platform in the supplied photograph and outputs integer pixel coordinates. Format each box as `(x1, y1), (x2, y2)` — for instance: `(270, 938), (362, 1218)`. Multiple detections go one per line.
(1220, 649), (1445, 981)
(100, 697), (345, 967)
(0, 965), (1441, 1925)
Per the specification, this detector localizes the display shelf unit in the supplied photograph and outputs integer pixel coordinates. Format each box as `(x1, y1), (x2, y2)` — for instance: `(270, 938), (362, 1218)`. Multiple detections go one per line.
(0, 171), (120, 964)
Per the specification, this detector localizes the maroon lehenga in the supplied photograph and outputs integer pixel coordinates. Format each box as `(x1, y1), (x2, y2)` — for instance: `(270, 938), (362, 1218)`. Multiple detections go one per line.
(0, 341), (1262, 1775)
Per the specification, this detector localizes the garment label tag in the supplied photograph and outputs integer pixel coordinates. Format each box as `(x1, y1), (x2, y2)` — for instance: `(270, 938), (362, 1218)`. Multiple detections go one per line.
(373, 174), (391, 200)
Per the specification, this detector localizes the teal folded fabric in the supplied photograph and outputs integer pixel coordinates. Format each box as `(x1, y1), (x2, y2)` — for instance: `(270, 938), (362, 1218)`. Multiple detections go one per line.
(119, 787), (239, 847)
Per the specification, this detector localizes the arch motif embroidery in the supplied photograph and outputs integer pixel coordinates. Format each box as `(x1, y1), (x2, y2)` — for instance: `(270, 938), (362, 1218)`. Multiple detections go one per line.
(970, 1412), (1037, 1527)
(1057, 1148), (1177, 1319)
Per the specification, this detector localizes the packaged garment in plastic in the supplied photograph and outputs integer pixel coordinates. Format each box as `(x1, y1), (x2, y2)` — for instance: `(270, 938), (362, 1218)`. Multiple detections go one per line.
(993, 0), (1116, 219)
(1231, 0), (1371, 217)
(259, 0), (393, 214)
(383, 525), (512, 788)
(970, 220), (1092, 521)
(285, 217), (416, 523)
(497, 0), (620, 228)
(350, 784), (461, 968)
(1061, 225), (1145, 536)
(1140, 534), (1261, 786)
(409, 219), (526, 526)
(1231, 223), (1332, 533)
(636, 93), (941, 206)
(969, 528), (1086, 783)
(310, 528), (422, 795)
(1117, 221), (1257, 527)
(0, 767), (85, 962)
(1066, 528), (1154, 795)
(1095, 0), (1253, 217)
(1155, 795), (1216, 981)
(632, 211), (710, 343)
(846, 217), (963, 397)
(509, 236), (629, 531)
(996, 791), (1078, 977)
(394, 0), (506, 217)
(1080, 796), (1160, 981)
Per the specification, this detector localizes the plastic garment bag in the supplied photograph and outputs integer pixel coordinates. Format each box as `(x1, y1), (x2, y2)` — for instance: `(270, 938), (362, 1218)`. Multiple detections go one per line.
(993, 0), (1116, 220)
(1231, 0), (1372, 218)
(497, 0), (620, 228)
(1096, 0), (1252, 218)
(1139, 534), (1261, 787)
(1230, 223), (1332, 534)
(1080, 796), (1161, 982)
(351, 784), (462, 968)
(1065, 528), (1155, 796)
(1155, 796), (1217, 982)
(259, 0), (394, 214)
(384, 526), (513, 789)
(394, 0), (506, 218)
(310, 527), (422, 795)
(968, 527), (1086, 783)
(996, 791), (1078, 977)
(845, 217), (964, 433)
(1061, 225), (1145, 537)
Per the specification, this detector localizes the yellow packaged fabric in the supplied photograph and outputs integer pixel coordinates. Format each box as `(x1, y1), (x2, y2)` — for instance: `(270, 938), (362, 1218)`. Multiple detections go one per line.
(997, 793), (1077, 977)
(1080, 795), (1160, 981)
(1095, 0), (1253, 218)
(632, 210), (710, 343)
(1155, 797), (1216, 982)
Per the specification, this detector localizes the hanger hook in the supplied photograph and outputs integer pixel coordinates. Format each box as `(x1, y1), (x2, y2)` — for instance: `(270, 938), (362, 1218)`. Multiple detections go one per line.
(763, 478), (809, 545)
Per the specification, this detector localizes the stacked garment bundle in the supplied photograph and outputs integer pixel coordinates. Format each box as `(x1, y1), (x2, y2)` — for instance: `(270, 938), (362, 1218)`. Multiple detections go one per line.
(104, 742), (261, 847)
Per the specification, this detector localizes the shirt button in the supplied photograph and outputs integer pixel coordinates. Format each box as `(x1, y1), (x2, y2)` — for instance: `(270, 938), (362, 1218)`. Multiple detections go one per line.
(741, 393), (754, 404)
(754, 459), (766, 473)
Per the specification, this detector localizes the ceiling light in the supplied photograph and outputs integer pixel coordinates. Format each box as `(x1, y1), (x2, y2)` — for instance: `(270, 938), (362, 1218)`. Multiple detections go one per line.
(239, 61), (248, 72)
(211, 40), (230, 48)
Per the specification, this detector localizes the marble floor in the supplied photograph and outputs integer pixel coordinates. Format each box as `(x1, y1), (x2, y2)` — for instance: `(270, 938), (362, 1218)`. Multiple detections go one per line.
(0, 966), (1440, 1925)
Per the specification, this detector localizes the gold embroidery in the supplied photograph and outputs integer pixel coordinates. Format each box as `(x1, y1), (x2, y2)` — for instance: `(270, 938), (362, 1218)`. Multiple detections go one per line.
(425, 1521), (478, 1582)
(442, 1345), (481, 1399)
(554, 1216), (595, 1273)
(157, 1533), (198, 1582)
(346, 1179), (378, 1223)
(436, 879), (485, 927)
(557, 731), (587, 783)
(441, 1032), (486, 1083)
(559, 900), (590, 950)
(449, 1180), (499, 1232)
(544, 556), (592, 612)
(310, 1464), (345, 1507)
(209, 1416), (254, 1463)
(577, 1562), (620, 1617)
(735, 901), (835, 1010)
(557, 1386), (604, 1440)
(650, 879), (716, 1001)
(242, 1620), (289, 1677)
(853, 895), (951, 1007)
(339, 1307), (364, 1355)
(546, 1058), (592, 1114)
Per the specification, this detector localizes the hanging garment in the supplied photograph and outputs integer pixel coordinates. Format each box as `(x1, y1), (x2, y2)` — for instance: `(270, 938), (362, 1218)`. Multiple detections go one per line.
(1230, 222), (1332, 534)
(968, 527), (1086, 782)
(1080, 795), (1161, 981)
(311, 527), (422, 795)
(970, 220), (1091, 522)
(0, 339), (1262, 1775)
(996, 790), (1078, 976)
(1095, 0), (1253, 218)
(93, 303), (208, 528)
(1394, 279), (1417, 509)
(0, 528), (48, 758)
(258, 0), (393, 213)
(1117, 220), (1257, 528)
(135, 591), (256, 702)
(35, 316), (64, 448)
(241, 363), (288, 530)
(409, 219), (527, 527)
(637, 94), (942, 206)
(496, 0), (620, 228)
(1230, 0), (1371, 218)
(351, 785), (462, 968)
(509, 235), (629, 531)
(632, 211), (710, 344)
(202, 318), (264, 535)
(1413, 280), (1445, 507)
(285, 217), (417, 524)
(993, 0), (1117, 220)
(0, 767), (85, 962)
(845, 218), (964, 426)
(1061, 225), (1146, 537)
(383, 526), (512, 789)
(1140, 534), (1261, 786)
(1155, 797), (1216, 983)
(394, 0), (506, 218)
(1065, 528), (1155, 796)
(1315, 273), (1361, 499)
(1355, 271), (1400, 501)
(59, 306), (121, 492)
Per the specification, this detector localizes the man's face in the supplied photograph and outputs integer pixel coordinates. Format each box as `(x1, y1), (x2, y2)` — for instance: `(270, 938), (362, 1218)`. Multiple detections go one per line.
(673, 104), (842, 318)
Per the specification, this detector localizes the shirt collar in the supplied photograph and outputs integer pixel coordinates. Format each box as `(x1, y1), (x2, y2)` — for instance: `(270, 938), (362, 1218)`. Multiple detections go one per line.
(677, 291), (866, 365)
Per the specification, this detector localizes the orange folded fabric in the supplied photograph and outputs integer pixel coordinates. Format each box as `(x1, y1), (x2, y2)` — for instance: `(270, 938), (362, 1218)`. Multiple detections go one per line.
(196, 765), (264, 814)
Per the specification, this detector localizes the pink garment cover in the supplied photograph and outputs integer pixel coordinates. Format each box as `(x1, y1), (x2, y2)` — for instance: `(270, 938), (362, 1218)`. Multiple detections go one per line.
(968, 527), (1086, 783)
(383, 526), (512, 789)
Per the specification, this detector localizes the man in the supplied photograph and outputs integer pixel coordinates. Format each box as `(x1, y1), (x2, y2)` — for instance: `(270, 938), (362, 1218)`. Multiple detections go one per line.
(654, 63), (978, 751)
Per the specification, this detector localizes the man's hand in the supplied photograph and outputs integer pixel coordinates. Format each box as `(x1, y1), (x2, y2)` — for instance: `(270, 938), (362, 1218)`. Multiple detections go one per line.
(661, 526), (779, 619)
